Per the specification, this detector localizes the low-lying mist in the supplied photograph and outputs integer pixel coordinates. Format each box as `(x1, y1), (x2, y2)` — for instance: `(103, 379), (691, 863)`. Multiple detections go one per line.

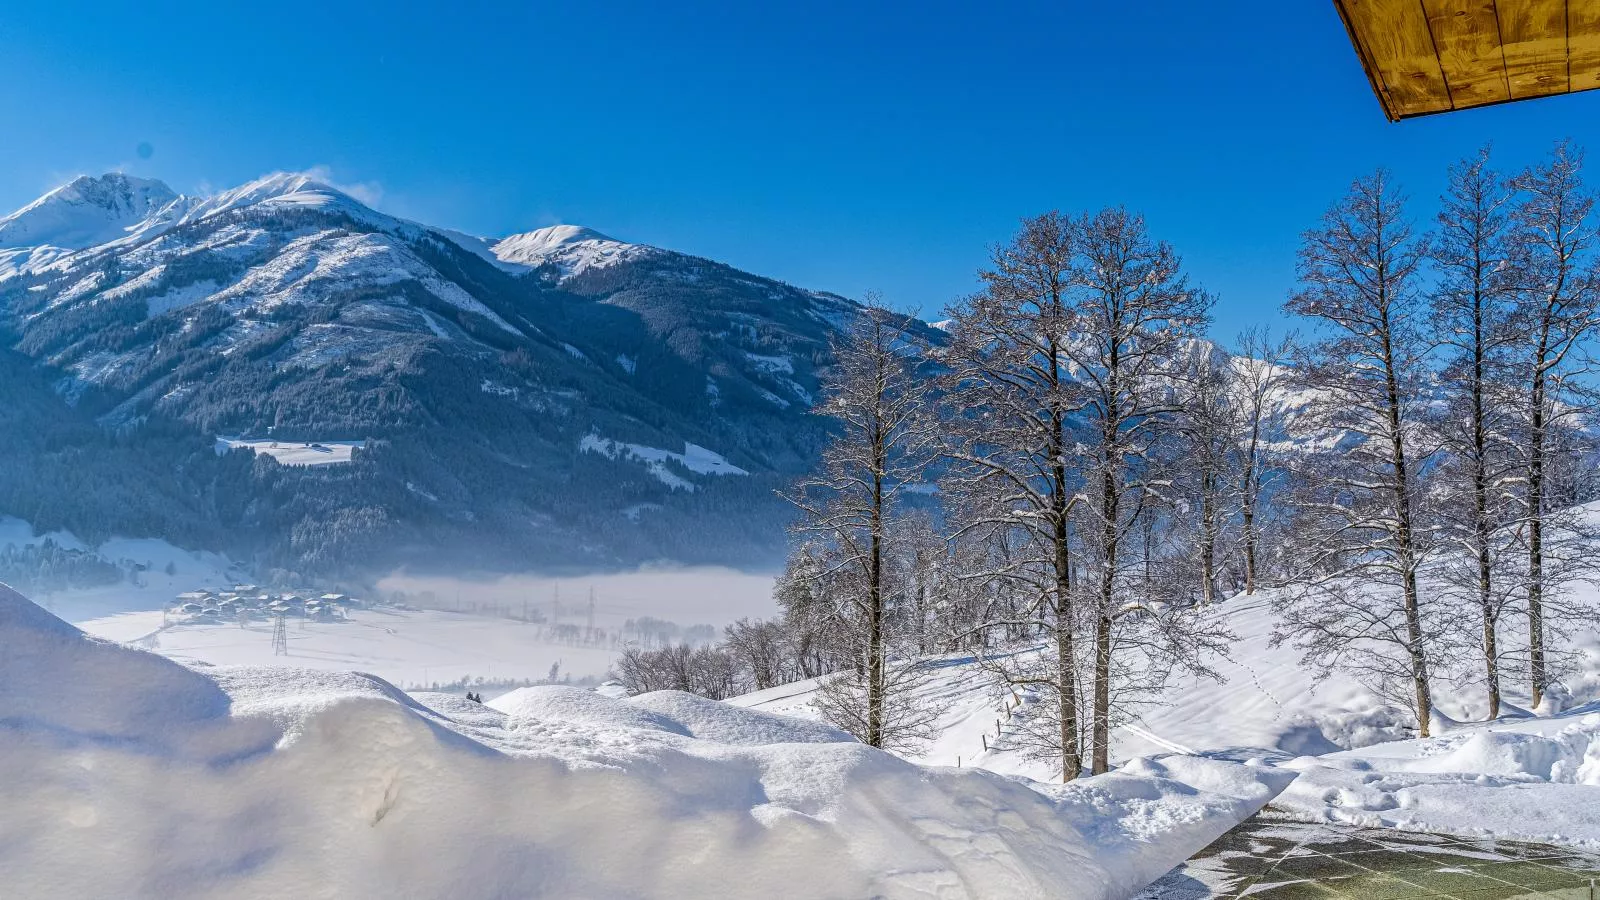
(377, 566), (778, 634)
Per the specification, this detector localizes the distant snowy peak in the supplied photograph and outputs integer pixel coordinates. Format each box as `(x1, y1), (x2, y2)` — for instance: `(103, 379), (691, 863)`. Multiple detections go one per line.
(494, 224), (613, 257)
(174, 172), (371, 226)
(0, 173), (179, 250)
(490, 224), (654, 279)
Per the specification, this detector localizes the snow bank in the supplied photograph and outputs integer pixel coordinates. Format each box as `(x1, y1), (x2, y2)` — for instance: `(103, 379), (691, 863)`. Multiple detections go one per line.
(0, 584), (229, 750)
(1275, 710), (1600, 848)
(0, 585), (1292, 899)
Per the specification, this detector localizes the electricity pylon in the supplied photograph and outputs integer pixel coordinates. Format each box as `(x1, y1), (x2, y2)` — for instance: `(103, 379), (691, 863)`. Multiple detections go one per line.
(271, 614), (289, 655)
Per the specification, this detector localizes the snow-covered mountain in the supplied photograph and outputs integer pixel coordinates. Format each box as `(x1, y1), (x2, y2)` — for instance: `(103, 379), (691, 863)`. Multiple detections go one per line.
(0, 173), (179, 251)
(0, 171), (908, 580)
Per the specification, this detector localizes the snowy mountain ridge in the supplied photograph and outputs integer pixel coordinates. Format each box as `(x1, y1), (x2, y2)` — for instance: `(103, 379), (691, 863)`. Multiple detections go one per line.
(0, 172), (656, 281)
(0, 173), (179, 251)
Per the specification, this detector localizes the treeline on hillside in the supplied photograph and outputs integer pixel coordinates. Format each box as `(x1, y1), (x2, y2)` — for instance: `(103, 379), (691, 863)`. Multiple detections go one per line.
(643, 143), (1600, 781)
(0, 336), (794, 581)
(0, 539), (123, 595)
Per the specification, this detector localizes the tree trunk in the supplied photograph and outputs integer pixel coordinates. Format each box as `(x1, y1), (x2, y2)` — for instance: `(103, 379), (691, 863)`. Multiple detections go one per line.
(1052, 471), (1081, 780)
(1049, 350), (1082, 781)
(867, 455), (885, 748)
(1053, 564), (1080, 782)
(1200, 471), (1217, 606)
(1528, 373), (1547, 709)
(1470, 302), (1500, 720)
(1382, 321), (1432, 737)
(1241, 506), (1257, 595)
(1241, 411), (1263, 595)
(1094, 462), (1117, 774)
(1093, 612), (1112, 774)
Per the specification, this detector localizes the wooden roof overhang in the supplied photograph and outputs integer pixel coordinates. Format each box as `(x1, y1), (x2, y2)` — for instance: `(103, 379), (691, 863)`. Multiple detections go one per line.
(1333, 0), (1600, 120)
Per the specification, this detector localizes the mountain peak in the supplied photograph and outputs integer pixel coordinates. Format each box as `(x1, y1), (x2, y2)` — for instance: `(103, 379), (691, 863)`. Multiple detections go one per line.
(173, 171), (364, 225)
(0, 173), (179, 250)
(494, 224), (616, 255)
(490, 224), (650, 278)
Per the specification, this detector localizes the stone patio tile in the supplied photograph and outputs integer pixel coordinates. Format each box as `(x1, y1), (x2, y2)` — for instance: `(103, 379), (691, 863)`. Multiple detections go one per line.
(1388, 864), (1530, 896)
(1266, 855), (1369, 881)
(1320, 873), (1441, 898)
(1237, 879), (1342, 899)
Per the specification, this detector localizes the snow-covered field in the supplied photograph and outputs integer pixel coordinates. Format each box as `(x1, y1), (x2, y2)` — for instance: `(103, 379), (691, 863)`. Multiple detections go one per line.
(214, 437), (365, 466)
(0, 516), (242, 622)
(12, 506), (1600, 883)
(578, 434), (748, 490)
(0, 585), (1290, 899)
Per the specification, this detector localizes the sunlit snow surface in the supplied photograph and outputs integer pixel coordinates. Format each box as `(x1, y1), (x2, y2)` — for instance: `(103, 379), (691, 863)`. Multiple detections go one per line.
(1274, 710), (1600, 848)
(0, 585), (1289, 899)
(734, 583), (1600, 854)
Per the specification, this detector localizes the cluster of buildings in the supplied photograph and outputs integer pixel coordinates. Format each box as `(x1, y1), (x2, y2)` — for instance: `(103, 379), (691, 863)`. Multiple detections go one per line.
(169, 585), (366, 624)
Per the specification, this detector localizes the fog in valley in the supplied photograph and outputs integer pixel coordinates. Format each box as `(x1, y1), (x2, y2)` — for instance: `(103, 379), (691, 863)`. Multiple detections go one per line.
(377, 566), (778, 631)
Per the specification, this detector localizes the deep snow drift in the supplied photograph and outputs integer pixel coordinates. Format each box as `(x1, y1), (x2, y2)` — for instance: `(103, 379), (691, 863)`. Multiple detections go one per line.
(0, 584), (1291, 899)
(1275, 708), (1600, 848)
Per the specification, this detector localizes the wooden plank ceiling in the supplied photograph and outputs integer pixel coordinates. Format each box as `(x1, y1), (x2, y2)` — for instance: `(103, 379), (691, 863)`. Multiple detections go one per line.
(1334, 0), (1600, 120)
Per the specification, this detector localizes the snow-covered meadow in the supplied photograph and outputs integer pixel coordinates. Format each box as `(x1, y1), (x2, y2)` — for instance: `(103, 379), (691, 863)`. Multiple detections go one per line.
(1275, 708), (1600, 848)
(733, 585), (1600, 854)
(214, 437), (365, 467)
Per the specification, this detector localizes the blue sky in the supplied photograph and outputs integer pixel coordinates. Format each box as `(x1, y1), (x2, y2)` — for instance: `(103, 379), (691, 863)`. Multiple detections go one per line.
(4, 1), (1600, 342)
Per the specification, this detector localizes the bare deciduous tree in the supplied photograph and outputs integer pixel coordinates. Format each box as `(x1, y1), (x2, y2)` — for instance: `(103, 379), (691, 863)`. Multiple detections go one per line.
(1230, 327), (1295, 595)
(723, 617), (793, 691)
(1066, 207), (1214, 773)
(1278, 170), (1441, 736)
(1174, 342), (1241, 606)
(1505, 143), (1600, 709)
(783, 299), (938, 749)
(1429, 147), (1520, 720)
(939, 212), (1088, 780)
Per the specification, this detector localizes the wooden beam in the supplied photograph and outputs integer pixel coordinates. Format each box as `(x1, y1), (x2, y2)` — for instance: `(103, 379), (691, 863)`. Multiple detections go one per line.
(1497, 0), (1570, 99)
(1336, 0), (1600, 120)
(1424, 0), (1513, 108)
(1333, 0), (1403, 120)
(1336, 0), (1453, 118)
(1570, 0), (1600, 92)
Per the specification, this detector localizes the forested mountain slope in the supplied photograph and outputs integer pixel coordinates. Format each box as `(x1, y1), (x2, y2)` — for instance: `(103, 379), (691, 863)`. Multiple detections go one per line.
(0, 172), (915, 580)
